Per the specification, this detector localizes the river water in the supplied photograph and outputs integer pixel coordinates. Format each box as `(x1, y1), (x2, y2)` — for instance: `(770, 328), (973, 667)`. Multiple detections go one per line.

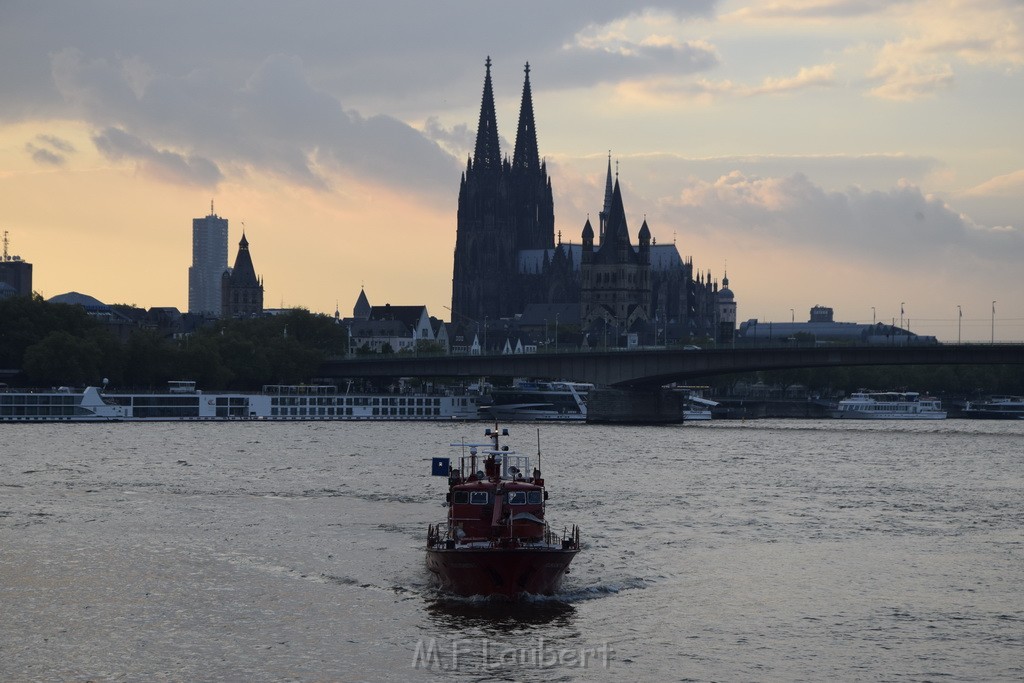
(1, 419), (1021, 682)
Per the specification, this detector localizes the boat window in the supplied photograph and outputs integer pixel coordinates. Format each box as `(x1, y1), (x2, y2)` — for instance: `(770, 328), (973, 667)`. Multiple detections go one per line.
(452, 491), (469, 504)
(507, 491), (527, 505)
(527, 491), (543, 505)
(469, 491), (489, 505)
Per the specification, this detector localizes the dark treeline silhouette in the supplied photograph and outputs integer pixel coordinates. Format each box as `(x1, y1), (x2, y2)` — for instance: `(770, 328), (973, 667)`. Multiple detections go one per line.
(1, 296), (346, 390)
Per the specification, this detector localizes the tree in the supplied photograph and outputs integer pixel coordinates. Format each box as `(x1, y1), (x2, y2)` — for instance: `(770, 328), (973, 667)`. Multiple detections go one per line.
(22, 331), (102, 386)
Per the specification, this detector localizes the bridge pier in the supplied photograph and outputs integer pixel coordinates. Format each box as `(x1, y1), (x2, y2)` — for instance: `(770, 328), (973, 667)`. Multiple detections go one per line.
(587, 388), (684, 424)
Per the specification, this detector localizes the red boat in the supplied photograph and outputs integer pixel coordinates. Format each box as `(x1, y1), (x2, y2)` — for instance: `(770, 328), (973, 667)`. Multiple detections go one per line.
(426, 426), (580, 597)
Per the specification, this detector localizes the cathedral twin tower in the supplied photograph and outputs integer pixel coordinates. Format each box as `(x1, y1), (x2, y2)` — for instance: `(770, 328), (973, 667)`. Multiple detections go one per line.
(451, 58), (556, 326)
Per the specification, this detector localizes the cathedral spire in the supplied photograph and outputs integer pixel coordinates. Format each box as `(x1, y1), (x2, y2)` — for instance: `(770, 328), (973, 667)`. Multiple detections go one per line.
(512, 62), (539, 172)
(473, 56), (501, 172)
(599, 151), (613, 241)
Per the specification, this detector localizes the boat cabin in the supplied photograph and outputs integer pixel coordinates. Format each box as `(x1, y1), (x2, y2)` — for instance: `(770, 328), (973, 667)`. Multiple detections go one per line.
(444, 428), (549, 543)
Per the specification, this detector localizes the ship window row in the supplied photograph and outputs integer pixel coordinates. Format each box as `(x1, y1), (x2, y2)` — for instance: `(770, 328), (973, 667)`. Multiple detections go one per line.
(267, 406), (444, 416)
(271, 397), (445, 407)
(842, 404), (912, 411)
(0, 395), (78, 406)
(451, 490), (543, 505)
(132, 397), (201, 407)
(0, 405), (88, 416)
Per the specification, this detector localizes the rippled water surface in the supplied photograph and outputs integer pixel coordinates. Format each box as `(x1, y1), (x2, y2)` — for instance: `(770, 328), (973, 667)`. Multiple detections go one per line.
(2, 419), (1022, 681)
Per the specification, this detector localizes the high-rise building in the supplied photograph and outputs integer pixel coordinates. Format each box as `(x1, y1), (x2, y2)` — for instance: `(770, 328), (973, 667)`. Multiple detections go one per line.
(188, 202), (228, 315)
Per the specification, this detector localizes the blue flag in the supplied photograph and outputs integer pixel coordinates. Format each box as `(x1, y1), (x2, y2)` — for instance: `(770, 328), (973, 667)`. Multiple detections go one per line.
(431, 457), (450, 477)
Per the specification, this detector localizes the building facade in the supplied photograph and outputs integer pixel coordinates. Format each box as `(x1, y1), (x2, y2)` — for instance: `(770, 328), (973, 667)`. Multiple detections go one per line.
(188, 203), (229, 315)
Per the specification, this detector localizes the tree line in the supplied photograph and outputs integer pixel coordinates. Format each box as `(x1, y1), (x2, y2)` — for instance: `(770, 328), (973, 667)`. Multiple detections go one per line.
(0, 296), (346, 390)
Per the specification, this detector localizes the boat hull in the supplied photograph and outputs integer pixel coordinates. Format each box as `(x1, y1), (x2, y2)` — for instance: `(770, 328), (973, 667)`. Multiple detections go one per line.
(425, 546), (578, 597)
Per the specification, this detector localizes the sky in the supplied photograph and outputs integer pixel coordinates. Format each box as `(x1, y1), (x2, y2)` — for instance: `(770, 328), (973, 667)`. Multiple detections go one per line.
(1, 0), (1021, 342)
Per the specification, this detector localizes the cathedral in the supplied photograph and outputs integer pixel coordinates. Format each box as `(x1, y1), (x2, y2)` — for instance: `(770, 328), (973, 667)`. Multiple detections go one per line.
(450, 58), (732, 344)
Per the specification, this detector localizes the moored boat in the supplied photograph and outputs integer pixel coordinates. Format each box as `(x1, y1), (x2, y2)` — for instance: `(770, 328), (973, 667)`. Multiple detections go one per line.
(961, 395), (1024, 420)
(830, 391), (946, 419)
(425, 425), (580, 597)
(480, 380), (592, 421)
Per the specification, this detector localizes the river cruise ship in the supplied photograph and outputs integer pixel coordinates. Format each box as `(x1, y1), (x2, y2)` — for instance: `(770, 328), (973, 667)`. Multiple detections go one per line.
(830, 391), (946, 420)
(0, 382), (478, 422)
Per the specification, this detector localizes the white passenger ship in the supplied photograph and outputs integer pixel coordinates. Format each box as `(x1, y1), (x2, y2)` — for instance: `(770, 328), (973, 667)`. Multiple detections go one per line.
(0, 381), (478, 422)
(830, 391), (946, 420)
(480, 380), (592, 422)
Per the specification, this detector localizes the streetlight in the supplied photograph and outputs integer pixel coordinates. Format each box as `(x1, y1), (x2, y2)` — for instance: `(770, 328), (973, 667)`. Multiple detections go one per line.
(790, 308), (794, 323)
(900, 302), (905, 332)
(871, 306), (876, 325)
(957, 305), (962, 344)
(991, 301), (996, 344)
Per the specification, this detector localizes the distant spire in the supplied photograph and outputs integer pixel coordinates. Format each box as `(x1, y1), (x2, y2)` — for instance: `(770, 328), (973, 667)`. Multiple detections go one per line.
(472, 56), (502, 172)
(512, 62), (539, 172)
(210, 198), (214, 215)
(599, 152), (613, 241)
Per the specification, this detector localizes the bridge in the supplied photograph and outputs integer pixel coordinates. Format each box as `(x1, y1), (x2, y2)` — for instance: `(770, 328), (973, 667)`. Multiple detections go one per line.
(319, 343), (1024, 389)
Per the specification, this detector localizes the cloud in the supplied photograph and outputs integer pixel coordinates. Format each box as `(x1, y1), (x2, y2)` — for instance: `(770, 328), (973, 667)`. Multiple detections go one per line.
(92, 127), (223, 187)
(25, 133), (77, 166)
(421, 117), (476, 161)
(726, 0), (907, 21)
(961, 169), (1024, 198)
(49, 48), (461, 197)
(545, 10), (721, 87)
(658, 171), (1022, 265)
(863, 0), (1024, 100)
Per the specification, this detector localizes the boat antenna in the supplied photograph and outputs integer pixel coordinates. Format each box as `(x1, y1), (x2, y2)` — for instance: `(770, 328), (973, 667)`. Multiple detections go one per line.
(536, 428), (541, 475)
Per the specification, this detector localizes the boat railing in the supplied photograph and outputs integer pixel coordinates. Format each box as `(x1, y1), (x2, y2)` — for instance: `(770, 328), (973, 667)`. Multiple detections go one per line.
(427, 520), (580, 550)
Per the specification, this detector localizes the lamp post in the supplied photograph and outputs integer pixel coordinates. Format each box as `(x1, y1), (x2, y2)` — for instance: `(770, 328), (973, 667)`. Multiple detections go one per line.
(991, 301), (996, 344)
(957, 305), (962, 344)
(872, 306), (876, 325)
(900, 302), (905, 332)
(790, 308), (794, 323)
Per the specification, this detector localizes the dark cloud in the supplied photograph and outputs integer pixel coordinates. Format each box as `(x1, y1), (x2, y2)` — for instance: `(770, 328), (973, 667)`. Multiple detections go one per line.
(25, 133), (77, 166)
(1, 2), (717, 116)
(26, 145), (65, 166)
(93, 127), (223, 187)
(1, 2), (721, 199)
(36, 134), (75, 153)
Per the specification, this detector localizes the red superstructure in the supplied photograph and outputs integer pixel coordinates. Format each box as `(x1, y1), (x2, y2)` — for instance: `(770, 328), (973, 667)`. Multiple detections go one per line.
(426, 426), (580, 597)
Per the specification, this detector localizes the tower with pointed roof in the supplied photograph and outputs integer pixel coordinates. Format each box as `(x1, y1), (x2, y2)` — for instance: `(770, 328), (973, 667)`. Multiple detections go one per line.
(451, 58), (557, 325)
(221, 232), (264, 318)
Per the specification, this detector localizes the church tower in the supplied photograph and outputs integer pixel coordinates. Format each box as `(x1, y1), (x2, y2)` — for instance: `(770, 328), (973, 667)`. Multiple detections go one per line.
(580, 171), (651, 332)
(510, 63), (554, 252)
(451, 57), (515, 326)
(221, 232), (264, 318)
(451, 58), (555, 326)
